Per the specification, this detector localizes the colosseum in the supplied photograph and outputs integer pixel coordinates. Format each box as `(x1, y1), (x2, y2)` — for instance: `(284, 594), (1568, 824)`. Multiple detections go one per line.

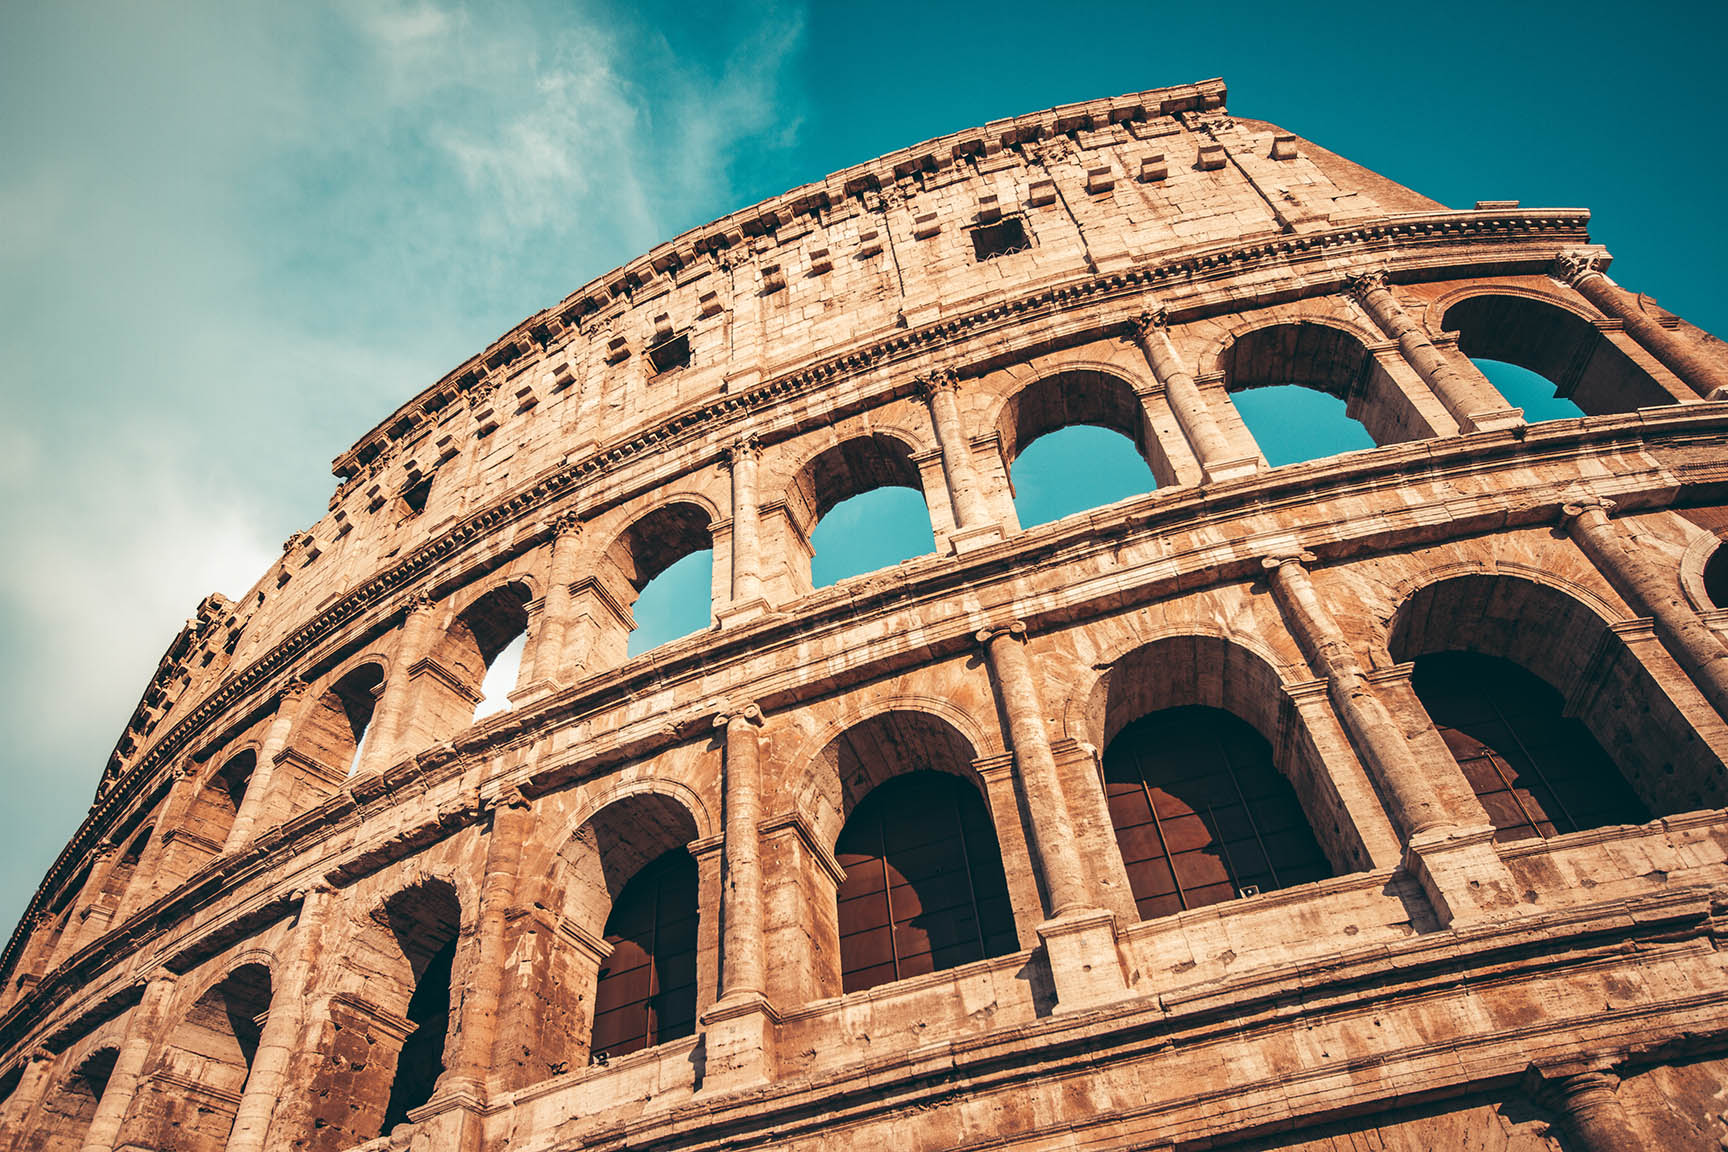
(5, 76), (1728, 1152)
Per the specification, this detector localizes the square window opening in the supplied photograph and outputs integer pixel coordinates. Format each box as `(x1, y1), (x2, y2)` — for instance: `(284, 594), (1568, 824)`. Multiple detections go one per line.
(400, 476), (433, 517)
(648, 333), (691, 375)
(971, 217), (1031, 262)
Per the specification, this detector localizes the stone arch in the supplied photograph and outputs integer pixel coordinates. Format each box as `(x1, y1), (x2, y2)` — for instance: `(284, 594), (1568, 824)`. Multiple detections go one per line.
(1074, 630), (1374, 881)
(180, 747), (258, 851)
(289, 657), (387, 779)
(123, 960), (273, 1152)
(778, 427), (935, 591)
(786, 695), (1003, 848)
(19, 1046), (117, 1152)
(989, 365), (1168, 492)
(591, 497), (718, 662)
(1681, 526), (1728, 612)
(317, 874), (465, 1146)
(423, 579), (534, 727)
(1388, 571), (1727, 818)
(543, 789), (705, 1068)
(1438, 288), (1679, 414)
(1216, 318), (1428, 452)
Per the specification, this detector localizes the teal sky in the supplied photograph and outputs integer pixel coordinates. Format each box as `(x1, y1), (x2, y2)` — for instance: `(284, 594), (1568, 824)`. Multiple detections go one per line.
(1, 0), (1723, 942)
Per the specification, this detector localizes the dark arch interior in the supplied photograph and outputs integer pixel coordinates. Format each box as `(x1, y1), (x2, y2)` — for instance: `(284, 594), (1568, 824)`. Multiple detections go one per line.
(1410, 651), (1649, 842)
(1706, 544), (1728, 610)
(139, 963), (273, 1152)
(590, 849), (699, 1060)
(1223, 323), (1369, 400)
(379, 881), (461, 1134)
(833, 770), (1016, 993)
(22, 1048), (115, 1152)
(1443, 294), (1674, 414)
(1103, 706), (1332, 920)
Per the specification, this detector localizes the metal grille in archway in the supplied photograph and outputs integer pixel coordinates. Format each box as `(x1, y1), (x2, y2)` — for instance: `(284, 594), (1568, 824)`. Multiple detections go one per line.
(1104, 705), (1332, 921)
(835, 771), (1017, 994)
(591, 850), (699, 1060)
(1412, 651), (1650, 842)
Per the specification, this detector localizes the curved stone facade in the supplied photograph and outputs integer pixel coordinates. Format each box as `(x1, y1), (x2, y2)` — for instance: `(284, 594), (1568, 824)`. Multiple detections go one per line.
(5, 78), (1728, 1152)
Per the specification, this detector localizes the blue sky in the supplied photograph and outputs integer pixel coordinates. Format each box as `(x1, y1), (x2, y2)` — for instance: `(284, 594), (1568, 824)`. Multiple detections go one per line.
(1, 0), (1723, 942)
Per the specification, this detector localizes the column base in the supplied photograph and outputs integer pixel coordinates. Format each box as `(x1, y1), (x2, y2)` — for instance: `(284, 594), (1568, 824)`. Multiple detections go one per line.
(948, 522), (1006, 555)
(717, 598), (772, 627)
(1037, 908), (1133, 1012)
(1201, 456), (1260, 484)
(1461, 407), (1526, 433)
(697, 992), (779, 1093)
(1403, 824), (1527, 927)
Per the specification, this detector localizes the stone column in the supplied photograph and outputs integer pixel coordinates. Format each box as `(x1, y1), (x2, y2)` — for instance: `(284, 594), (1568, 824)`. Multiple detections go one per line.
(1348, 271), (1524, 432)
(698, 704), (777, 1091)
(917, 370), (1001, 550)
(0, 1050), (56, 1152)
(1261, 553), (1452, 839)
(226, 885), (334, 1152)
(1560, 497), (1728, 719)
(519, 513), (583, 696)
(1530, 1066), (1643, 1152)
(720, 438), (769, 623)
(450, 788), (534, 1098)
(716, 705), (766, 1000)
(357, 592), (439, 776)
(1556, 250), (1728, 400)
(66, 842), (120, 954)
(1129, 311), (1258, 482)
(223, 680), (309, 853)
(978, 622), (1130, 1009)
(78, 974), (175, 1152)
(1263, 552), (1525, 924)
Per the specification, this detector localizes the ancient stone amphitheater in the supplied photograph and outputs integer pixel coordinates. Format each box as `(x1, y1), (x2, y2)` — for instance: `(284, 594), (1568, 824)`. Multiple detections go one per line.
(6, 77), (1728, 1152)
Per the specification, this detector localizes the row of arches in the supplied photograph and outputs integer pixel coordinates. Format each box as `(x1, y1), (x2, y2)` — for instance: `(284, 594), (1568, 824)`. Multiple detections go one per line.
(17, 555), (1722, 1150)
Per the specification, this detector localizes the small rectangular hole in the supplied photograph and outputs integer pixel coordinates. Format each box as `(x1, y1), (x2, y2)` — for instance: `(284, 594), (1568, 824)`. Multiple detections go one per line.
(970, 217), (1030, 262)
(647, 333), (691, 374)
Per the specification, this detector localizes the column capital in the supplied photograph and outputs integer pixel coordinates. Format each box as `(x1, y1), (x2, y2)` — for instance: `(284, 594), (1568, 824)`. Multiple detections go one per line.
(975, 619), (1028, 646)
(550, 509), (584, 539)
(913, 366), (961, 397)
(1344, 268), (1391, 302)
(713, 701), (764, 729)
(27, 1047), (54, 1064)
(1261, 549), (1317, 573)
(1553, 247), (1612, 286)
(1128, 308), (1169, 342)
(1559, 495), (1616, 528)
(278, 676), (311, 703)
(485, 783), (533, 813)
(723, 434), (760, 466)
(291, 881), (337, 904)
(405, 588), (438, 616)
(92, 841), (118, 862)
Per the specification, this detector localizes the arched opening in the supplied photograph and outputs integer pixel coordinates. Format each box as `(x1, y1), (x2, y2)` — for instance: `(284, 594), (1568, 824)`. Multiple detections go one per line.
(378, 882), (461, 1134)
(596, 502), (712, 659)
(1087, 635), (1381, 884)
(129, 963), (272, 1152)
(1390, 575), (1725, 818)
(29, 861), (93, 977)
(591, 849), (699, 1060)
(548, 793), (702, 1072)
(834, 769), (1017, 992)
(1103, 706), (1334, 920)
(790, 434), (934, 589)
(1470, 358), (1585, 422)
(997, 370), (1160, 527)
(1443, 293), (1677, 414)
(1409, 651), (1649, 841)
(1222, 323), (1388, 465)
(1705, 543), (1728, 610)
(20, 1047), (115, 1152)
(430, 583), (531, 723)
(183, 751), (255, 848)
(296, 663), (385, 777)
